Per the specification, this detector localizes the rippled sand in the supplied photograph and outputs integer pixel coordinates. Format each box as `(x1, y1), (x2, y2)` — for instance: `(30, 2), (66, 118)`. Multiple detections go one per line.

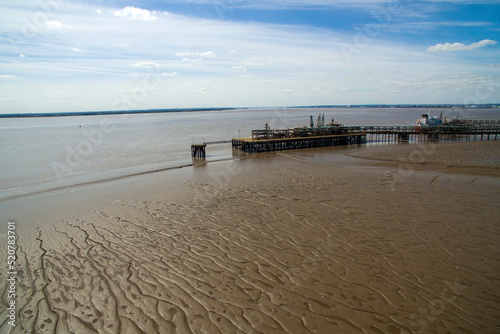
(1, 143), (499, 333)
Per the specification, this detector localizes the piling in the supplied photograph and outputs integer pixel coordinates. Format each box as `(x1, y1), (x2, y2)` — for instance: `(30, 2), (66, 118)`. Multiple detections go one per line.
(191, 144), (206, 158)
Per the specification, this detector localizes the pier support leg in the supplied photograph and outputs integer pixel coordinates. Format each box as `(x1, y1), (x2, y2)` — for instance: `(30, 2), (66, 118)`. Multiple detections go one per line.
(191, 144), (206, 158)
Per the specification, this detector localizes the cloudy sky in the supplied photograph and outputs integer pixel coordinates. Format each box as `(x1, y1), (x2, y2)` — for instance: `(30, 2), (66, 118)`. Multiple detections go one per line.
(1, 0), (499, 113)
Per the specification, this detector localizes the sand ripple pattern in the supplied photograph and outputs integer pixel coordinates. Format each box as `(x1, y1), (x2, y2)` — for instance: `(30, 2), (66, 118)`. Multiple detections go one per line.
(1, 161), (499, 333)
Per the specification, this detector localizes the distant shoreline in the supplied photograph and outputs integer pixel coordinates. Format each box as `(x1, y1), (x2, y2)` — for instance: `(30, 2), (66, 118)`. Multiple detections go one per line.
(1, 104), (499, 118)
(0, 108), (239, 119)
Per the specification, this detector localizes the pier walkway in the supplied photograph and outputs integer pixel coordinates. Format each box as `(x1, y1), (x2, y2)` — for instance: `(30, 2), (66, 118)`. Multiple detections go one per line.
(231, 125), (500, 153)
(233, 133), (366, 153)
(353, 125), (500, 143)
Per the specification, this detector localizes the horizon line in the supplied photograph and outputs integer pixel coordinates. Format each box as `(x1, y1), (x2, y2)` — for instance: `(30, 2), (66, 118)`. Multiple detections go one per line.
(1, 103), (499, 118)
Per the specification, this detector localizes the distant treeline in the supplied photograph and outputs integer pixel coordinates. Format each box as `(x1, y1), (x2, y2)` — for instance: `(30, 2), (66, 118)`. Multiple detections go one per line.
(0, 108), (239, 118)
(292, 104), (500, 109)
(1, 104), (499, 118)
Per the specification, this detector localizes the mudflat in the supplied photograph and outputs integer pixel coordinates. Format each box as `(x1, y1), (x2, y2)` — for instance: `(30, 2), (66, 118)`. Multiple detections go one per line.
(348, 140), (500, 175)
(1, 141), (499, 333)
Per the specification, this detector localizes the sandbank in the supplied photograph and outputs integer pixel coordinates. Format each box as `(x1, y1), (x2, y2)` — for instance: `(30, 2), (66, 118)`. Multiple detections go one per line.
(1, 142), (499, 333)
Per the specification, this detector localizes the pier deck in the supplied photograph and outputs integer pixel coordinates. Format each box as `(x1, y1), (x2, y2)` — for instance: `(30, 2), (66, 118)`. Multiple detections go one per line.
(359, 125), (500, 143)
(232, 132), (366, 153)
(231, 125), (500, 153)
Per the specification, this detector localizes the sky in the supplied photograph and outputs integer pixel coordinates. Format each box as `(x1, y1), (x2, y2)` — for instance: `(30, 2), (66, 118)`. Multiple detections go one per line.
(0, 0), (499, 113)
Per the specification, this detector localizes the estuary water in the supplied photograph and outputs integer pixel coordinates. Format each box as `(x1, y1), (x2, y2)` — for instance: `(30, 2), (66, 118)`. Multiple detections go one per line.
(1, 107), (498, 201)
(0, 108), (499, 334)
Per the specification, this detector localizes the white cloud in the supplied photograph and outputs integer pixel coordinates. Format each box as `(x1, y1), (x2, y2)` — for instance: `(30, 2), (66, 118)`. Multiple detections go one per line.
(176, 51), (216, 58)
(0, 75), (15, 78)
(199, 51), (216, 58)
(46, 21), (64, 29)
(243, 60), (263, 66)
(113, 6), (157, 21)
(231, 66), (247, 72)
(2, 1), (499, 112)
(132, 62), (161, 68)
(427, 39), (497, 52)
(182, 58), (201, 62)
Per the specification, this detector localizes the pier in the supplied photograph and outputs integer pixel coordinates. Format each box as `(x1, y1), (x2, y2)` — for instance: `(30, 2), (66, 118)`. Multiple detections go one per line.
(191, 143), (206, 158)
(232, 133), (366, 153)
(231, 123), (500, 153)
(191, 115), (500, 156)
(357, 125), (500, 143)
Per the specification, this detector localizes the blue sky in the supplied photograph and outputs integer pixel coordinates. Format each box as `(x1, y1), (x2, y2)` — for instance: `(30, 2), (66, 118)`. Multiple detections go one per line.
(0, 0), (499, 113)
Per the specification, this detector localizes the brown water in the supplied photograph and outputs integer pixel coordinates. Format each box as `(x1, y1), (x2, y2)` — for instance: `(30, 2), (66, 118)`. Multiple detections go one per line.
(1, 107), (499, 201)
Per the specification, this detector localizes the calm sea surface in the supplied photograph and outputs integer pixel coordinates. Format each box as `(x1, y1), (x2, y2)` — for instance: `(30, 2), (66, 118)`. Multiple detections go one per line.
(1, 107), (499, 200)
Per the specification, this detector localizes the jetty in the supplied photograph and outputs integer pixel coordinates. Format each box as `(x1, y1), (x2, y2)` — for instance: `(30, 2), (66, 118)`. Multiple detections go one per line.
(232, 127), (366, 153)
(191, 143), (206, 158)
(231, 115), (500, 154)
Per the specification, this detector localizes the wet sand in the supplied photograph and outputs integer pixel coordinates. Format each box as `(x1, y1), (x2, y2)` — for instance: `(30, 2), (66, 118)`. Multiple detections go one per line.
(1, 142), (499, 333)
(349, 140), (500, 173)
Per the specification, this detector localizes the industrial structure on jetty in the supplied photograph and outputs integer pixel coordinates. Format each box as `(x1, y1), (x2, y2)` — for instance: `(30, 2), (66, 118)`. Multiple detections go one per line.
(192, 114), (500, 157)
